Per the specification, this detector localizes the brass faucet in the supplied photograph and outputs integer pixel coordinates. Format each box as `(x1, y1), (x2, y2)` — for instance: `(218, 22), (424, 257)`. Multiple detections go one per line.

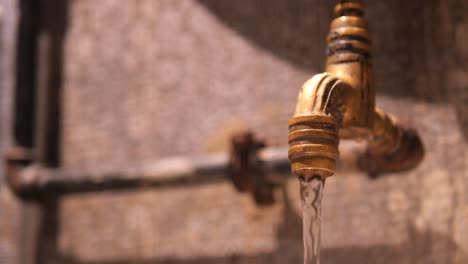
(288, 0), (424, 180)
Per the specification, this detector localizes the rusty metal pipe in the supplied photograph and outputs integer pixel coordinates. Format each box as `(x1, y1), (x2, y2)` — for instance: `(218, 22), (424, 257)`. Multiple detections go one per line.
(7, 147), (290, 199)
(289, 0), (424, 180)
(7, 140), (373, 200)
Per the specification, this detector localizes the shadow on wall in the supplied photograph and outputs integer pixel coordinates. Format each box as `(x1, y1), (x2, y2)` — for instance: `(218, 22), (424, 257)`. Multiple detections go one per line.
(196, 0), (444, 100)
(37, 186), (467, 264)
(197, 0), (468, 142)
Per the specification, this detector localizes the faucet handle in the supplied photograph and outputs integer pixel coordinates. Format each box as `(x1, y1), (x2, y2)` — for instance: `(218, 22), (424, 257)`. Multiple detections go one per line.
(229, 131), (275, 206)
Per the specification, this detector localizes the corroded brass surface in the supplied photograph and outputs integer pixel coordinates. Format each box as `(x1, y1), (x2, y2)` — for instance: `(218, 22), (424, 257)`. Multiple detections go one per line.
(288, 73), (345, 179)
(289, 0), (424, 179)
(327, 2), (374, 136)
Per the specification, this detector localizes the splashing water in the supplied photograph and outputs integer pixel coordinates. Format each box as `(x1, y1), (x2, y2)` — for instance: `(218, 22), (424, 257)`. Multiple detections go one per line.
(300, 176), (325, 264)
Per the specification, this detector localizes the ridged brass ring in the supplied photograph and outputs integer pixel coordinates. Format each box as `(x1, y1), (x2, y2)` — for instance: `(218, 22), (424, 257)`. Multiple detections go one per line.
(331, 16), (367, 29)
(288, 115), (340, 179)
(328, 27), (370, 43)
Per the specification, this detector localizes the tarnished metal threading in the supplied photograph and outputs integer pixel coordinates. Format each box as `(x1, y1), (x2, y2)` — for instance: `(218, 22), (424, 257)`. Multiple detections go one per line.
(328, 6), (370, 57)
(288, 115), (339, 179)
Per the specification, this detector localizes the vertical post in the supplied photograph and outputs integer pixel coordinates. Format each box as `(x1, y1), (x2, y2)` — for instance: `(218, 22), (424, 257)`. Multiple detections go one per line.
(14, 1), (41, 264)
(34, 1), (69, 263)
(10, 0), (69, 263)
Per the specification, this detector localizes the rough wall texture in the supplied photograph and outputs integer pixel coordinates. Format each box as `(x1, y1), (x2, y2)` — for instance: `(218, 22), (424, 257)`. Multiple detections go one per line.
(0, 1), (22, 264)
(3, 0), (468, 263)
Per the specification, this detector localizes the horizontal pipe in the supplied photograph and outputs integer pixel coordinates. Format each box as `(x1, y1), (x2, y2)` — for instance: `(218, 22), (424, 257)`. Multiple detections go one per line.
(9, 147), (287, 197)
(9, 143), (365, 199)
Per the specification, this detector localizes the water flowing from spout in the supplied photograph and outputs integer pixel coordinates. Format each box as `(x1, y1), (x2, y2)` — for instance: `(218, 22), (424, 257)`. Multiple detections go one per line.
(300, 176), (325, 264)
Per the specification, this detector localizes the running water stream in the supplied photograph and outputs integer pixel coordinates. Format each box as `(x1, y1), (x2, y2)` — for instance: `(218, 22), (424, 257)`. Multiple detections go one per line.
(300, 176), (325, 264)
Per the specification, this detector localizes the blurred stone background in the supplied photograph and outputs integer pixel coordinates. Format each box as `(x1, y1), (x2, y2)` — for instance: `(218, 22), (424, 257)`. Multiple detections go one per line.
(1, 0), (468, 263)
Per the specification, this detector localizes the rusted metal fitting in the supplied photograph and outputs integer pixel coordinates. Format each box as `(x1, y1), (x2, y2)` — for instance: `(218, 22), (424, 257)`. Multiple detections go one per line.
(229, 131), (275, 206)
